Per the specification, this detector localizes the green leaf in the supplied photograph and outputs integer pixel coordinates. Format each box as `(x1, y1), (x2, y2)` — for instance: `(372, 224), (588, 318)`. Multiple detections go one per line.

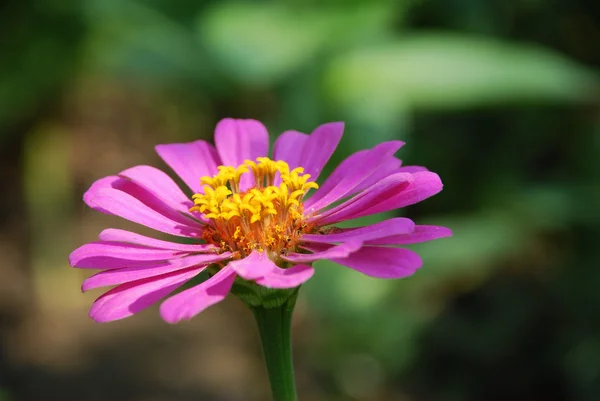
(83, 0), (207, 80)
(198, 2), (394, 85)
(324, 32), (599, 118)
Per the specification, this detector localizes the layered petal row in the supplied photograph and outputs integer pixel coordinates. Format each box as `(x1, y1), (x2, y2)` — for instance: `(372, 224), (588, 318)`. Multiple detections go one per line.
(71, 118), (451, 324)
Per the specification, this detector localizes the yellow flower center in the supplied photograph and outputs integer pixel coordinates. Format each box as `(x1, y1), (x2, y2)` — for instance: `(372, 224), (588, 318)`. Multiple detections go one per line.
(191, 157), (319, 260)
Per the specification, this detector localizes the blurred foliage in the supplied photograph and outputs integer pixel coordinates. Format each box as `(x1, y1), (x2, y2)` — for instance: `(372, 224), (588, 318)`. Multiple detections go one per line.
(2, 0), (600, 400)
(0, 0), (85, 141)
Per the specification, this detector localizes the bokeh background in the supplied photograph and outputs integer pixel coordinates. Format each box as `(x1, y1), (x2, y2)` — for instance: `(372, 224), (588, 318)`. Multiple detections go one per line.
(2, 0), (600, 400)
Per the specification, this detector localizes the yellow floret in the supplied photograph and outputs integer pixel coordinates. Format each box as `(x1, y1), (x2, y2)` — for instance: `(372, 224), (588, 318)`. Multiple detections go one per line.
(190, 157), (318, 256)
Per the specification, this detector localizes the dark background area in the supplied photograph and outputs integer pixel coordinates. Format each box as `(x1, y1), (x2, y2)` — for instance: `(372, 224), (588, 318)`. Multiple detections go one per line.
(1, 0), (599, 400)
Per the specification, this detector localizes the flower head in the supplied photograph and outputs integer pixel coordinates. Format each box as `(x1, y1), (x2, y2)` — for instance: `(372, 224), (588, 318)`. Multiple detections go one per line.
(70, 119), (451, 323)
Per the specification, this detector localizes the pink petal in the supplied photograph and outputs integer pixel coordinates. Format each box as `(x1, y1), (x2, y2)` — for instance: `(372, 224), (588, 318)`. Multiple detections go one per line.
(305, 141), (404, 212)
(397, 165), (428, 174)
(214, 118), (269, 190)
(226, 251), (274, 280)
(155, 139), (220, 193)
(118, 165), (193, 214)
(305, 244), (422, 279)
(309, 173), (413, 226)
(282, 240), (362, 263)
(255, 264), (314, 289)
(272, 130), (309, 169)
(85, 175), (202, 227)
(72, 258), (163, 270)
(301, 218), (415, 244)
(82, 252), (232, 291)
(99, 229), (216, 253)
(160, 267), (237, 324)
(89, 267), (203, 322)
(352, 157), (402, 194)
(84, 184), (203, 238)
(297, 122), (344, 182)
(360, 171), (443, 216)
(225, 251), (315, 289)
(365, 225), (452, 245)
(70, 242), (185, 268)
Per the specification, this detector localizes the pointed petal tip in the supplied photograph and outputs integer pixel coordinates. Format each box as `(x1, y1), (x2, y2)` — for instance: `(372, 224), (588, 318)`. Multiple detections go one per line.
(82, 175), (119, 206)
(327, 121), (345, 128)
(437, 226), (452, 237)
(68, 245), (88, 267)
(89, 311), (123, 324)
(88, 294), (114, 323)
(88, 305), (114, 323)
(215, 116), (235, 124)
(316, 121), (345, 135)
(159, 302), (202, 324)
(381, 139), (405, 150)
(159, 307), (185, 324)
(82, 188), (96, 208)
(68, 252), (77, 268)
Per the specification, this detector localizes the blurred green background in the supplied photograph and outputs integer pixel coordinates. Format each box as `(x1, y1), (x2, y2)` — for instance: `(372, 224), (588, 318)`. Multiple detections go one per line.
(1, 0), (599, 400)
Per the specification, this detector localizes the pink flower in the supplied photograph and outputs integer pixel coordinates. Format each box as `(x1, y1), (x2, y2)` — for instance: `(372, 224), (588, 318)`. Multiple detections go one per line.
(70, 119), (451, 323)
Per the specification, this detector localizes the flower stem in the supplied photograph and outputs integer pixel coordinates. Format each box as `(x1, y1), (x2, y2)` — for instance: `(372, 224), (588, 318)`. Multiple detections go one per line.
(251, 294), (298, 401)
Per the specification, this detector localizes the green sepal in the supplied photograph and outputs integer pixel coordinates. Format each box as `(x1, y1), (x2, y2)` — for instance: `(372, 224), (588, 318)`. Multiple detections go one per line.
(231, 277), (300, 309)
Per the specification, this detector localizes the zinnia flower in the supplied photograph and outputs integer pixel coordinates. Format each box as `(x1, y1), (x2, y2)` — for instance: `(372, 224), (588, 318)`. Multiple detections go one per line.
(70, 119), (451, 323)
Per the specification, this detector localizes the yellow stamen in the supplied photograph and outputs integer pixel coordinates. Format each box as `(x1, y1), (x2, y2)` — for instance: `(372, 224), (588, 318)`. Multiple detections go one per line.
(191, 158), (317, 258)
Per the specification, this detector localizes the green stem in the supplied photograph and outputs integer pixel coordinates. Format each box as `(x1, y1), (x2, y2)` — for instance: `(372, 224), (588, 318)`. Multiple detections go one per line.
(251, 295), (298, 401)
